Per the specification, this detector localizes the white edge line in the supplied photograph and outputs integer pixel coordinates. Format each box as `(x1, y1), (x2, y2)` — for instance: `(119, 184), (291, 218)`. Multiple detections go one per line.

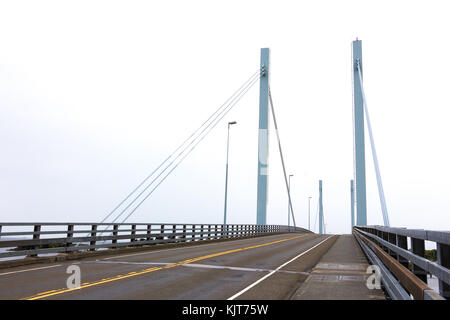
(227, 235), (335, 300)
(0, 264), (62, 276)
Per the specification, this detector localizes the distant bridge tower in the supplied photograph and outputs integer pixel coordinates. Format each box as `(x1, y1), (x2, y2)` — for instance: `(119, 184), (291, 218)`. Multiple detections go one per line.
(319, 180), (324, 234)
(352, 39), (367, 226)
(256, 48), (270, 225)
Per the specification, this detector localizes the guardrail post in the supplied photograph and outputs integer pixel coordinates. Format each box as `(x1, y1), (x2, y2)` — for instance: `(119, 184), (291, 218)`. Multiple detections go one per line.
(208, 225), (211, 240)
(396, 234), (409, 268)
(200, 224), (204, 241)
(437, 243), (450, 299)
(29, 224), (41, 257)
(387, 232), (397, 259)
(381, 231), (389, 252)
(131, 224), (136, 243)
(214, 224), (218, 239)
(113, 224), (119, 248)
(192, 225), (196, 241)
(172, 225), (176, 242)
(160, 224), (165, 242)
(146, 224), (152, 241)
(375, 229), (382, 247)
(182, 224), (186, 242)
(0, 224), (2, 240)
(90, 224), (97, 251)
(411, 237), (427, 283)
(67, 224), (74, 248)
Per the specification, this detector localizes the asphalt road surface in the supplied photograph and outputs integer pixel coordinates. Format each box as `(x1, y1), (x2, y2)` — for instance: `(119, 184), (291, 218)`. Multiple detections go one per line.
(0, 233), (337, 300)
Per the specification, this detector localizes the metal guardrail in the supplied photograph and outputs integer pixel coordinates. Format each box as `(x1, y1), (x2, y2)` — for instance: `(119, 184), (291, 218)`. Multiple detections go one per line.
(354, 225), (449, 300)
(0, 222), (310, 259)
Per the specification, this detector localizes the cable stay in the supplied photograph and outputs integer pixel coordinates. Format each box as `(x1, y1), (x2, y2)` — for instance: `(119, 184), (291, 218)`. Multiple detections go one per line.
(117, 73), (261, 225)
(268, 87), (297, 228)
(313, 199), (319, 232)
(356, 61), (390, 227)
(97, 70), (262, 232)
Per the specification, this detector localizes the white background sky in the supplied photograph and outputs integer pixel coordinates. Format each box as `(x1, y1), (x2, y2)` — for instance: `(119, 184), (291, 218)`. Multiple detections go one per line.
(0, 1), (449, 234)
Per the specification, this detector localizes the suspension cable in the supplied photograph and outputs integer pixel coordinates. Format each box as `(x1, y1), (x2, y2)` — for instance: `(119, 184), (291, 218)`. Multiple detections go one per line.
(356, 61), (390, 227)
(98, 70), (261, 226)
(117, 73), (261, 225)
(314, 198), (319, 232)
(107, 73), (261, 228)
(268, 86), (297, 228)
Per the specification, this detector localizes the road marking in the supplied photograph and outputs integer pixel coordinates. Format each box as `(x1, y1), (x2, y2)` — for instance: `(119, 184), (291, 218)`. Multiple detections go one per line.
(24, 234), (310, 300)
(0, 264), (62, 276)
(181, 263), (310, 275)
(94, 260), (309, 275)
(98, 234), (289, 261)
(95, 260), (174, 266)
(227, 235), (335, 300)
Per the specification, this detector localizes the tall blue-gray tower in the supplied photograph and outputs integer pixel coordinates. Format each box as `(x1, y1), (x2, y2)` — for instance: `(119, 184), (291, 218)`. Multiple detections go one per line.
(256, 48), (270, 225)
(319, 180), (323, 234)
(352, 40), (367, 226)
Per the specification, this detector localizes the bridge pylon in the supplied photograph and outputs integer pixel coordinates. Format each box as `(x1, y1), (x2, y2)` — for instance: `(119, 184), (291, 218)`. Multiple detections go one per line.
(352, 39), (367, 226)
(256, 48), (270, 225)
(319, 180), (323, 234)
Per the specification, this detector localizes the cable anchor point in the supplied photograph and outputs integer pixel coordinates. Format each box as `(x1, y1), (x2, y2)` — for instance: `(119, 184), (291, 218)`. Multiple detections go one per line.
(261, 65), (266, 77)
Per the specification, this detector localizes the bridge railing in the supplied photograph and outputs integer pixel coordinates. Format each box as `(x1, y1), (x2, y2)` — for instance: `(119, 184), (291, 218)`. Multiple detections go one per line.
(354, 225), (449, 300)
(0, 222), (310, 259)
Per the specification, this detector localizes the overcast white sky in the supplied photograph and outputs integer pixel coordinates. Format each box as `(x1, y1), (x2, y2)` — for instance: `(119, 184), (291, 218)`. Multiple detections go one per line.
(1, 1), (449, 234)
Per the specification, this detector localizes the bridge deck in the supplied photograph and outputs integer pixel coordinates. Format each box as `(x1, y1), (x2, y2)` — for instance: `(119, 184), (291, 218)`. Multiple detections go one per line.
(292, 234), (385, 300)
(0, 233), (385, 300)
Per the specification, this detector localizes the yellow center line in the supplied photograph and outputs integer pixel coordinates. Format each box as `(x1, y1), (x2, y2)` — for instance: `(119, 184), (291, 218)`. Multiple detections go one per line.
(24, 234), (310, 300)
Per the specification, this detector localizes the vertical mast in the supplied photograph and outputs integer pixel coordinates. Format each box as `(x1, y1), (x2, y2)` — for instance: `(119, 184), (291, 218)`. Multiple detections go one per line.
(256, 48), (270, 225)
(352, 40), (367, 226)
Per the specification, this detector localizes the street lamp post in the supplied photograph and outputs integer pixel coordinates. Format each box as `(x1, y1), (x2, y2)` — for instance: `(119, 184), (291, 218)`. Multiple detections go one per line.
(223, 121), (237, 226)
(308, 196), (312, 231)
(288, 174), (293, 227)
